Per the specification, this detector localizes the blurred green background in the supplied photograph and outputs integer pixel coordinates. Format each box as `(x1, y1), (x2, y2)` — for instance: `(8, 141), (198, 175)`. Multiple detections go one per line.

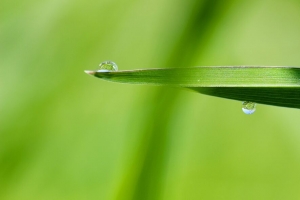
(1, 0), (300, 199)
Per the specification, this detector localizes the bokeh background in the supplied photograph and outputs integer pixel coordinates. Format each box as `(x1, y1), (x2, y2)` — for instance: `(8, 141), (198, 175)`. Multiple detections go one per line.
(1, 0), (300, 199)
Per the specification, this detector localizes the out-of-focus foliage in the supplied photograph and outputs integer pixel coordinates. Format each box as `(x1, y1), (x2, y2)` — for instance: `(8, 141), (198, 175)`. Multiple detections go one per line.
(1, 0), (300, 199)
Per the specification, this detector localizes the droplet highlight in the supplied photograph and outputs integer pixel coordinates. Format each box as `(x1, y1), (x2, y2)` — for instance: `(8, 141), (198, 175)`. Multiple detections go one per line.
(97, 61), (118, 72)
(242, 101), (256, 115)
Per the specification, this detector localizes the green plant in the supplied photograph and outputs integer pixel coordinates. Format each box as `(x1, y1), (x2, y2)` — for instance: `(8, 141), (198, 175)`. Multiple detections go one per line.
(86, 66), (300, 109)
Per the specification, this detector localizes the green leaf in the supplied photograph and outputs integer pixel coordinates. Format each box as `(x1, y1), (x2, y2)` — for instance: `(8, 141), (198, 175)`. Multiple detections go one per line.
(85, 66), (300, 109)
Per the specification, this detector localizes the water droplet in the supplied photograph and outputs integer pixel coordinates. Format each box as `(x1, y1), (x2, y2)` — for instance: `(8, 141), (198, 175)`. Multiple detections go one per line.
(242, 101), (256, 115)
(97, 61), (118, 72)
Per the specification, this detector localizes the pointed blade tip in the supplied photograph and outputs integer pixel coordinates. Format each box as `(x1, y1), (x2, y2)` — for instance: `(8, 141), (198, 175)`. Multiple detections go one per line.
(84, 70), (96, 75)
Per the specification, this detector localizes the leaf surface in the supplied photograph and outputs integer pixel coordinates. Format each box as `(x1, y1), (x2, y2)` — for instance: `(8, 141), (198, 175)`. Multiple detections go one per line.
(86, 66), (300, 109)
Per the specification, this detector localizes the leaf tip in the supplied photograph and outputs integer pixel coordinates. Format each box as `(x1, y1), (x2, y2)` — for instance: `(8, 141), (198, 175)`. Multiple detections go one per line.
(84, 70), (96, 76)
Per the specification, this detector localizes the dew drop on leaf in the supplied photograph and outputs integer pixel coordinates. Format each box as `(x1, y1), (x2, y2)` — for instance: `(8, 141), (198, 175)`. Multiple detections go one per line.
(242, 101), (256, 115)
(97, 61), (118, 72)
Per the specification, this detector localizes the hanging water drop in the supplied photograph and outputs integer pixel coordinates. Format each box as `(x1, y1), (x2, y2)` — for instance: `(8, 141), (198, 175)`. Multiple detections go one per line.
(97, 61), (118, 72)
(242, 101), (256, 115)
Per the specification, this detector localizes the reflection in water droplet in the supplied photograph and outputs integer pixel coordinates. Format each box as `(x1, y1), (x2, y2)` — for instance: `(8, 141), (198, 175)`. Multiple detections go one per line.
(242, 101), (256, 115)
(97, 61), (118, 72)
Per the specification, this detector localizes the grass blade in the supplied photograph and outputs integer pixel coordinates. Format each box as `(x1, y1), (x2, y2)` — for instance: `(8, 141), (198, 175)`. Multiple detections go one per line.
(85, 66), (300, 109)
